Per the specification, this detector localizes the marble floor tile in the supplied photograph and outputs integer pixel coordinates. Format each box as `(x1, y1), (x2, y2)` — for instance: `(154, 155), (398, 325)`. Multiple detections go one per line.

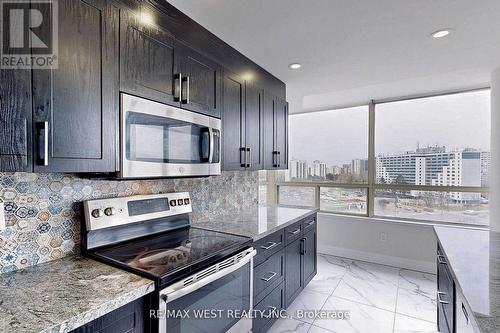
(305, 255), (347, 295)
(394, 313), (438, 333)
(306, 324), (336, 332)
(332, 260), (400, 311)
(313, 295), (395, 333)
(287, 289), (330, 323)
(396, 270), (437, 323)
(267, 318), (311, 333)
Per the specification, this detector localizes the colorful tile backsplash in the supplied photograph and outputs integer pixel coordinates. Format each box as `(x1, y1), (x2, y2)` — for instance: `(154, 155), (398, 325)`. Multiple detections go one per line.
(0, 171), (258, 273)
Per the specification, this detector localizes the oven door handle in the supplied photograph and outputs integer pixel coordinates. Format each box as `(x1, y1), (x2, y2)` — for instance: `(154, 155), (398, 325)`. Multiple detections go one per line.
(208, 127), (214, 163)
(160, 248), (256, 303)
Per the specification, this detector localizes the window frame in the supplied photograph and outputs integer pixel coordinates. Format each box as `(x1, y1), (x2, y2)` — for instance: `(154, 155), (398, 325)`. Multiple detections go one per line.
(266, 87), (490, 226)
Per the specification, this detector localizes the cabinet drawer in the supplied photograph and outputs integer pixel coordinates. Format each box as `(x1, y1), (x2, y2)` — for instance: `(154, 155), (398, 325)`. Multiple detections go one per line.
(437, 246), (454, 333)
(284, 222), (302, 245)
(254, 230), (284, 266)
(254, 249), (284, 304)
(302, 215), (316, 233)
(252, 283), (284, 333)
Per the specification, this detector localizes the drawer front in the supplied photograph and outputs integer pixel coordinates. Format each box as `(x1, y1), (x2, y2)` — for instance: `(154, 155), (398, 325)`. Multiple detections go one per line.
(252, 283), (284, 333)
(284, 222), (302, 245)
(302, 214), (316, 233)
(254, 230), (284, 266)
(254, 250), (285, 304)
(437, 246), (454, 333)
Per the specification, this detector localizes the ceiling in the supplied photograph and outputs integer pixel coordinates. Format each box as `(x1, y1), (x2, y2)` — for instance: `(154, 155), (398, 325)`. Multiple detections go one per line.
(168, 0), (500, 113)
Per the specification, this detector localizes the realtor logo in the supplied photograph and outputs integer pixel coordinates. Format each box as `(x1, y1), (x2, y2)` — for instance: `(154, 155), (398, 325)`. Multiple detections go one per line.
(1, 0), (58, 69)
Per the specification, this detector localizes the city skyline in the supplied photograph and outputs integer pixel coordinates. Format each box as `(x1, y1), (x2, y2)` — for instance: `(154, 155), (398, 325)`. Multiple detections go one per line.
(289, 144), (490, 188)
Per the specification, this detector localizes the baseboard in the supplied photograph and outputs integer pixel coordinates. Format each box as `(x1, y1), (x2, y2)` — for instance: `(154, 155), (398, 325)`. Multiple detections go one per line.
(317, 244), (436, 274)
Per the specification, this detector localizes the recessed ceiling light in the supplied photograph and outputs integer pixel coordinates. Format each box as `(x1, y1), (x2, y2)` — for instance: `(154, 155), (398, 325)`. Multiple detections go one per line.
(431, 29), (451, 39)
(289, 63), (301, 69)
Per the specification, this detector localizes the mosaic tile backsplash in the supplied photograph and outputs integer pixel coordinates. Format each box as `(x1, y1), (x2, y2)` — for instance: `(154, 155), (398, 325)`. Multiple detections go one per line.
(0, 171), (258, 273)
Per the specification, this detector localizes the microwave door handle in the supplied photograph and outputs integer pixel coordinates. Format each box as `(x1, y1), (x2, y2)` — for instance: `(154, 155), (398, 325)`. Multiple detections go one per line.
(208, 128), (214, 163)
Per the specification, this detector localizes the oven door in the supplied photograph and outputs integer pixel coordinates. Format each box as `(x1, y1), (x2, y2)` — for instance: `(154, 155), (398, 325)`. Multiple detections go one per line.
(158, 248), (256, 333)
(120, 93), (221, 178)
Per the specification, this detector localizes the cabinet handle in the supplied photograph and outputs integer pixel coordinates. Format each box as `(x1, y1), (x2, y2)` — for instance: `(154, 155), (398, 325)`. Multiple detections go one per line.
(462, 303), (469, 323)
(246, 147), (251, 168)
(288, 228), (300, 235)
(306, 220), (315, 227)
(260, 241), (280, 250)
(300, 238), (305, 255)
(437, 291), (449, 304)
(261, 271), (277, 282)
(181, 76), (190, 104)
(174, 73), (182, 101)
(277, 151), (281, 167)
(272, 151), (279, 167)
(240, 147), (246, 168)
(437, 255), (447, 264)
(36, 121), (49, 166)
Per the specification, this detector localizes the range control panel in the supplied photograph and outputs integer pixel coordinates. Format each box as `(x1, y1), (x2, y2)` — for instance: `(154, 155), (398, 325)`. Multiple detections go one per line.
(84, 192), (192, 231)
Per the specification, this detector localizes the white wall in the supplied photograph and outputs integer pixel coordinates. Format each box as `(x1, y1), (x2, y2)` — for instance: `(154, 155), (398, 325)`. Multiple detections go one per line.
(317, 213), (437, 273)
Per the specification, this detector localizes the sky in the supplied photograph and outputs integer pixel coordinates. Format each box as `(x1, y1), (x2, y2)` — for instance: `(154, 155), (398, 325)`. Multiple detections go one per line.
(289, 90), (491, 167)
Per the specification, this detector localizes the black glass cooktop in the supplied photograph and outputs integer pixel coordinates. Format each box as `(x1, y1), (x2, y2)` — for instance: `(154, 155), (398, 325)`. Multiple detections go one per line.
(91, 227), (252, 285)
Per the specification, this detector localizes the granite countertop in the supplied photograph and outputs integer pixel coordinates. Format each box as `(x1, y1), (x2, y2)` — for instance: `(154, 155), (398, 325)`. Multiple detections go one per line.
(193, 204), (319, 240)
(0, 256), (155, 333)
(434, 226), (500, 333)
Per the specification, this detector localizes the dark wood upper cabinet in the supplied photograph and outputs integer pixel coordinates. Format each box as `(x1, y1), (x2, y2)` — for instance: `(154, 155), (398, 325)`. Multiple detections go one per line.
(222, 73), (245, 170)
(0, 69), (32, 172)
(275, 97), (289, 170)
(263, 94), (288, 170)
(178, 44), (222, 118)
(244, 83), (264, 170)
(222, 72), (264, 171)
(120, 9), (180, 107)
(32, 0), (119, 173)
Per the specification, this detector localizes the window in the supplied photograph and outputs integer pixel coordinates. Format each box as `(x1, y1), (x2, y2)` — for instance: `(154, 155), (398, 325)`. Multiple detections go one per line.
(261, 89), (490, 226)
(287, 106), (368, 183)
(277, 105), (369, 215)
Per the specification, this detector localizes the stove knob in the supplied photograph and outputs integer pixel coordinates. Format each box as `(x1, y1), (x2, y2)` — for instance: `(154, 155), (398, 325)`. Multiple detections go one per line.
(104, 207), (116, 216)
(169, 199), (177, 207)
(91, 209), (103, 218)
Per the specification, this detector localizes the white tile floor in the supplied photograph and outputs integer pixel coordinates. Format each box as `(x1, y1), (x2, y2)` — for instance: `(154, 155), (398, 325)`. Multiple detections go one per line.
(268, 254), (438, 333)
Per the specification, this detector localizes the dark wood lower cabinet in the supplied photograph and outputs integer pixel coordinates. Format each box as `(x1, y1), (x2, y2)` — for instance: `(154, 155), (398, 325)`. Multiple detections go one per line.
(285, 237), (304, 307)
(437, 245), (454, 333)
(70, 297), (144, 333)
(253, 213), (317, 333)
(253, 283), (285, 333)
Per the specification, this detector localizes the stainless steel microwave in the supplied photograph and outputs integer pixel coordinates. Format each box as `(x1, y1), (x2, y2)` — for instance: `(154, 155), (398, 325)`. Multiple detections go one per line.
(120, 93), (221, 178)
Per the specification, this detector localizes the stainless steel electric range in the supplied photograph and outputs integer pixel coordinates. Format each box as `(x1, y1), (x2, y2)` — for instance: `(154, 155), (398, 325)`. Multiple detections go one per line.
(82, 192), (255, 333)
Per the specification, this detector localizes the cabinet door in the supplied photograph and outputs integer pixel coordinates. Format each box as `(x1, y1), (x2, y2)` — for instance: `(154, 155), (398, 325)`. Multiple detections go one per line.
(275, 97), (288, 170)
(179, 45), (221, 118)
(285, 237), (303, 307)
(263, 94), (276, 169)
(71, 296), (144, 333)
(120, 9), (180, 107)
(32, 0), (118, 172)
(222, 73), (246, 170)
(245, 83), (264, 170)
(0, 69), (32, 172)
(303, 228), (317, 286)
